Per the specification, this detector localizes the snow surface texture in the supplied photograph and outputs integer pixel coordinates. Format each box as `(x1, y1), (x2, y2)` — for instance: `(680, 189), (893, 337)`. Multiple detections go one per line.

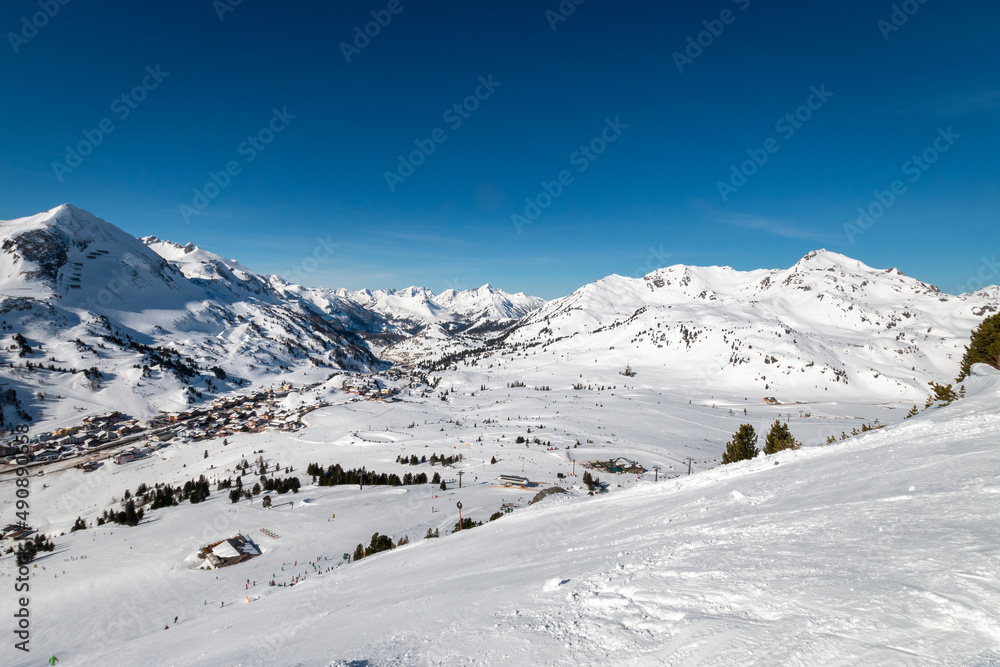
(3, 366), (999, 665)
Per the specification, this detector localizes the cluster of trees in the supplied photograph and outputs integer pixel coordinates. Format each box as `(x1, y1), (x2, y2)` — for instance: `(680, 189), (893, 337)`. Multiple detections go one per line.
(582, 471), (604, 494)
(12, 333), (32, 356)
(306, 462), (432, 488)
(0, 387), (31, 428)
(98, 499), (144, 527)
(394, 453), (462, 467)
(515, 435), (552, 446)
(721, 421), (802, 465)
(452, 517), (482, 532)
(351, 532), (409, 561)
(906, 314), (1000, 416)
(261, 475), (301, 494)
(183, 477), (212, 504)
(957, 312), (1000, 381)
(823, 421), (883, 444)
(16, 534), (55, 566)
(114, 477), (215, 516)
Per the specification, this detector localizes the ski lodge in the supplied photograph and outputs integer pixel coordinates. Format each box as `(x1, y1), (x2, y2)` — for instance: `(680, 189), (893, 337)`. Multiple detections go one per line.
(497, 474), (531, 487)
(198, 534), (261, 569)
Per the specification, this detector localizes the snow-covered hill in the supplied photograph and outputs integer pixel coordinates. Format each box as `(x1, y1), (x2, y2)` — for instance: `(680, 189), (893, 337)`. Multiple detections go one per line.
(468, 250), (1000, 403)
(8, 365), (1000, 666)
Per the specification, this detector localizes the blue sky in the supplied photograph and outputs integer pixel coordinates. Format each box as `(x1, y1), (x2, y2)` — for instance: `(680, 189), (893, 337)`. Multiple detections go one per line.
(2, 0), (998, 299)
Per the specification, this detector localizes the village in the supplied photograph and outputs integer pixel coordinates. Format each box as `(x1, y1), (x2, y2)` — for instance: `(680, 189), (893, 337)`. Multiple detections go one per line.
(0, 370), (414, 471)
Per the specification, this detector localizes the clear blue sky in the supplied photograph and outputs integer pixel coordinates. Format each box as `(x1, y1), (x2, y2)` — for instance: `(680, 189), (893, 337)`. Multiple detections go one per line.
(2, 0), (998, 298)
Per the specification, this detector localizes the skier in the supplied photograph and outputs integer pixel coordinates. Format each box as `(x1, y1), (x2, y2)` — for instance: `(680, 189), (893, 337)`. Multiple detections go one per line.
(174, 616), (178, 624)
(49, 657), (59, 666)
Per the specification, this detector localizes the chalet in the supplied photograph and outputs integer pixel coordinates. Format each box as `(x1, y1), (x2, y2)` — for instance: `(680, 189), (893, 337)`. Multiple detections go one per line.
(1, 524), (35, 542)
(113, 451), (135, 465)
(197, 534), (261, 569)
(763, 397), (780, 405)
(497, 474), (531, 487)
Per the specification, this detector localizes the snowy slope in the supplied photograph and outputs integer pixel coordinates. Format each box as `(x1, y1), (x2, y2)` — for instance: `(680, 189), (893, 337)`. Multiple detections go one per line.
(467, 250), (1000, 403)
(6, 365), (1000, 666)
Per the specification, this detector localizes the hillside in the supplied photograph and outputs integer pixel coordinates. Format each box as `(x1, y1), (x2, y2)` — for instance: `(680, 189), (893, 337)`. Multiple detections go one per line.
(8, 365), (1000, 666)
(0, 205), (543, 426)
(462, 250), (1000, 403)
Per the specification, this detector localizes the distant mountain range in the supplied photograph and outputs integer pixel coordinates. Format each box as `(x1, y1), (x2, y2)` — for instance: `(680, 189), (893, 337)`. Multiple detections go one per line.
(481, 249), (1000, 402)
(2, 204), (998, 424)
(0, 205), (543, 425)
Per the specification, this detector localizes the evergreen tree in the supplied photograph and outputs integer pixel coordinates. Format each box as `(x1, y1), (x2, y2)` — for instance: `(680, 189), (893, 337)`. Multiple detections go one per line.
(904, 405), (919, 419)
(926, 382), (959, 408)
(722, 424), (759, 465)
(957, 312), (1000, 381)
(439, 480), (447, 491)
(763, 421), (801, 455)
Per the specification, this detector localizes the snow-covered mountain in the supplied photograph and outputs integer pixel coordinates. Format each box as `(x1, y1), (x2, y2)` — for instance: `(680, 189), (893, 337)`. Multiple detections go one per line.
(0, 205), (544, 426)
(3, 204), (997, 424)
(0, 205), (385, 425)
(334, 283), (544, 334)
(452, 250), (1000, 403)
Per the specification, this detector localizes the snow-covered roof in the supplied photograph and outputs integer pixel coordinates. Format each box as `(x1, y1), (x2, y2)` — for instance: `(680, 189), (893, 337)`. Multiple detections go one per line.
(211, 541), (241, 560)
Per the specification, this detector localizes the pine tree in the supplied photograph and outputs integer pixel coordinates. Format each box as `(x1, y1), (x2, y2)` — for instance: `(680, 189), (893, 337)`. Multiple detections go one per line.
(957, 312), (1000, 381)
(763, 421), (801, 455)
(722, 424), (759, 464)
(904, 405), (919, 419)
(439, 480), (447, 491)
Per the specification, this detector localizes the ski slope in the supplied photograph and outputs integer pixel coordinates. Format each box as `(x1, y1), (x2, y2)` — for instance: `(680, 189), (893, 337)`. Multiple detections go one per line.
(4, 366), (999, 666)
